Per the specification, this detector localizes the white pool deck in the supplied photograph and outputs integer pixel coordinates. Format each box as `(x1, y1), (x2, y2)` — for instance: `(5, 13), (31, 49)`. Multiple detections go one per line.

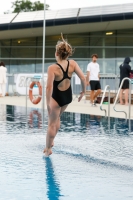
(0, 95), (133, 119)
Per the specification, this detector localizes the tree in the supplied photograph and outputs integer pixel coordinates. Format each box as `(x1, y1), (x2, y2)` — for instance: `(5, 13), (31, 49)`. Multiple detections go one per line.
(4, 0), (49, 14)
(32, 1), (49, 11)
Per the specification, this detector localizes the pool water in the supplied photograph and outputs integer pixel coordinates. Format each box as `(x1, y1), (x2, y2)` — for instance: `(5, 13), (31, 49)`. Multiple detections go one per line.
(0, 105), (133, 200)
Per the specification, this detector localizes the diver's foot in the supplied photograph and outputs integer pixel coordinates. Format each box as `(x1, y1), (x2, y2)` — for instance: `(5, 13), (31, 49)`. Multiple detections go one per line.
(43, 148), (52, 157)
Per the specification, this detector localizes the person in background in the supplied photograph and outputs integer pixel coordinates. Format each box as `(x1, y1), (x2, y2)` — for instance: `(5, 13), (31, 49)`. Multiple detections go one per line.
(44, 33), (86, 156)
(86, 54), (101, 106)
(119, 57), (133, 105)
(0, 61), (7, 97)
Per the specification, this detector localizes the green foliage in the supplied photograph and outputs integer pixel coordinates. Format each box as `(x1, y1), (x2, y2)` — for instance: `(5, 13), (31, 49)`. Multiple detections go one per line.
(11, 0), (49, 13)
(32, 1), (49, 11)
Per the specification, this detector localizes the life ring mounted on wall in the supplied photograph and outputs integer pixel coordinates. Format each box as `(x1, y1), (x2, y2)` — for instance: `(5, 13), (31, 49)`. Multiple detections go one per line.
(29, 81), (42, 104)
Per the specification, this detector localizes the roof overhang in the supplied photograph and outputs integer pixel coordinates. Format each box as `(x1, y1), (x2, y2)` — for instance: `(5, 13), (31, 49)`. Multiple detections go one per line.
(0, 3), (133, 39)
(0, 18), (133, 39)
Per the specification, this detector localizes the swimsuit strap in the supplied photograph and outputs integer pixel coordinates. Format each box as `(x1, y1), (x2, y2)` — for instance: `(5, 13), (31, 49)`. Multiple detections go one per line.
(56, 63), (65, 74)
(56, 60), (69, 75)
(65, 60), (69, 74)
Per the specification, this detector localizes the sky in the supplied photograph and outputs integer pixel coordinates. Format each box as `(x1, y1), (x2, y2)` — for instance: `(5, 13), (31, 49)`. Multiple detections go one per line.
(1, 0), (133, 14)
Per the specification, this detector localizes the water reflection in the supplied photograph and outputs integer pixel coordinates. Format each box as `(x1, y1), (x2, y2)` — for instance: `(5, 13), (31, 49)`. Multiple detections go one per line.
(1, 105), (133, 134)
(6, 105), (15, 121)
(28, 110), (42, 128)
(0, 104), (6, 121)
(45, 157), (61, 200)
(61, 111), (131, 134)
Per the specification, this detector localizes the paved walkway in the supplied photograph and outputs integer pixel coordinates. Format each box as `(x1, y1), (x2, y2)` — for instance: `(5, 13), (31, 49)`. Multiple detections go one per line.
(0, 96), (132, 119)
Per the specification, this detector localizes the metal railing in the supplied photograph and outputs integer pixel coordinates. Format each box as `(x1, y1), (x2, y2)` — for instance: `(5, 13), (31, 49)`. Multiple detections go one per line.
(6, 74), (20, 96)
(99, 73), (118, 94)
(6, 73), (118, 97)
(84, 73), (118, 103)
(100, 85), (110, 121)
(113, 77), (132, 120)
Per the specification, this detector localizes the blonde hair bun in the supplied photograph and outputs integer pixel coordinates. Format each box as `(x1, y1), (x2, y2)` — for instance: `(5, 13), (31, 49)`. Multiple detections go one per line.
(56, 33), (74, 60)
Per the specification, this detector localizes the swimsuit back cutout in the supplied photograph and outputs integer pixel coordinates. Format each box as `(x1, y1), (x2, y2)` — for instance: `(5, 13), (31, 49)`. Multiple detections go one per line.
(52, 60), (72, 107)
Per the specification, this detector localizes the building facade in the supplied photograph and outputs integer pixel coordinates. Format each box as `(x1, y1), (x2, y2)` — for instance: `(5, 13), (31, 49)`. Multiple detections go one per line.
(0, 3), (133, 75)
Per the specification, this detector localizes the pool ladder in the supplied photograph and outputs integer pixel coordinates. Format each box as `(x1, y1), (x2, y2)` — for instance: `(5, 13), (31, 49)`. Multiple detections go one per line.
(100, 85), (110, 122)
(113, 77), (132, 120)
(113, 77), (132, 132)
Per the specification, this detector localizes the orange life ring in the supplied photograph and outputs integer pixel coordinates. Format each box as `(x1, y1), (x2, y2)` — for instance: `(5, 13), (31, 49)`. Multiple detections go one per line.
(29, 81), (42, 104)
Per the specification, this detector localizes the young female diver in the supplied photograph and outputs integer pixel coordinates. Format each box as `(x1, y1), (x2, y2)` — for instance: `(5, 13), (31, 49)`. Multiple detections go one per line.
(44, 34), (86, 156)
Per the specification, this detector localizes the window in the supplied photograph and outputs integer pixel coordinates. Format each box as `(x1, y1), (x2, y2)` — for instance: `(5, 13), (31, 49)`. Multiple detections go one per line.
(10, 60), (35, 73)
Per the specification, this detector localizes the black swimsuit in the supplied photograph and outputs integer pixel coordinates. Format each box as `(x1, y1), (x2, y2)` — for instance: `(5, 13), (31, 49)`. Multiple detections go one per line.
(52, 60), (72, 107)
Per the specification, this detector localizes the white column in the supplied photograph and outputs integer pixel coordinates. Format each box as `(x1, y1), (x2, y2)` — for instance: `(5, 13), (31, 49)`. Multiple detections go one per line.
(42, 0), (46, 112)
